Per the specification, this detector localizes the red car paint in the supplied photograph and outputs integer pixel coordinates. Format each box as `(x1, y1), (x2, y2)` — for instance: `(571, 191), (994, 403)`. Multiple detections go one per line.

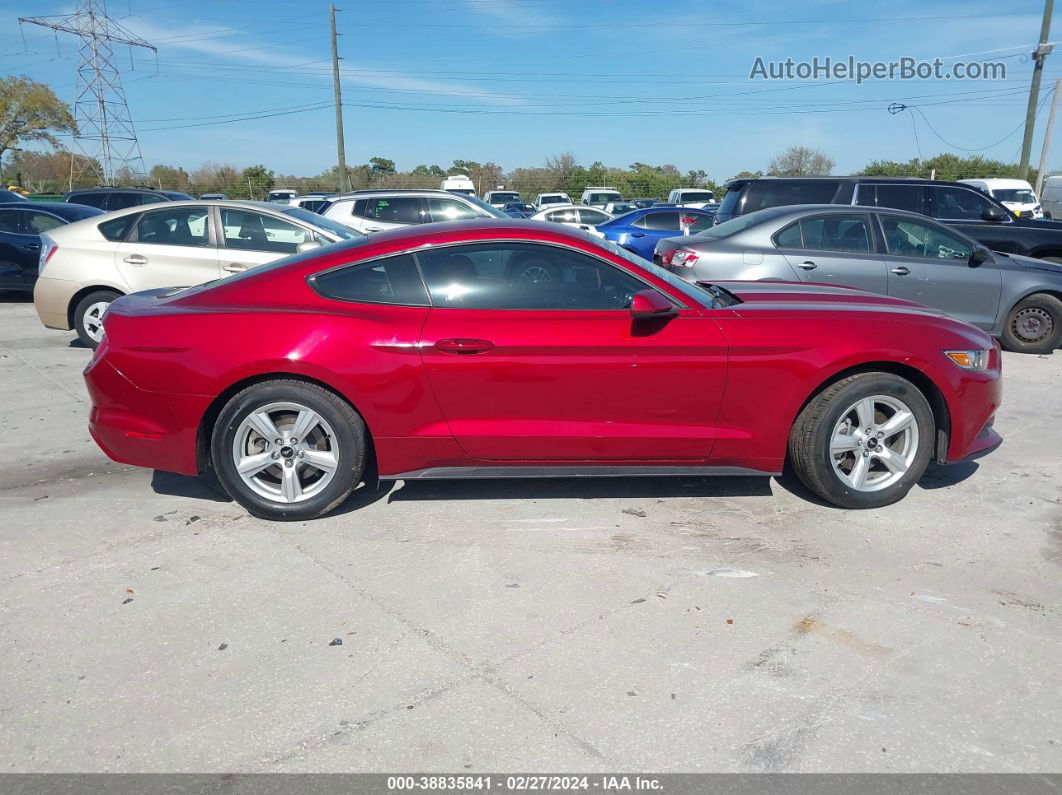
(84, 221), (1001, 483)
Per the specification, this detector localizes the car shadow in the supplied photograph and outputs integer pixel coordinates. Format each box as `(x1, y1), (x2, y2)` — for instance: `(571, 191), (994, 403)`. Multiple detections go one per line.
(68, 339), (89, 349)
(151, 470), (232, 503)
(381, 475), (773, 504)
(0, 291), (33, 303)
(917, 461), (979, 491)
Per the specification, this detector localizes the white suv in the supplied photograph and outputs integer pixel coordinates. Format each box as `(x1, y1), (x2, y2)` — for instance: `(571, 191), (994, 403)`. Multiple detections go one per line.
(667, 188), (716, 208)
(580, 187), (622, 208)
(533, 192), (572, 210)
(323, 189), (507, 233)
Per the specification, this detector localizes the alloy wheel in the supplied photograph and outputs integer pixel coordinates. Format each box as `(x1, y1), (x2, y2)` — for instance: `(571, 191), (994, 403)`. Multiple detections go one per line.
(82, 301), (110, 344)
(830, 394), (920, 493)
(231, 401), (339, 504)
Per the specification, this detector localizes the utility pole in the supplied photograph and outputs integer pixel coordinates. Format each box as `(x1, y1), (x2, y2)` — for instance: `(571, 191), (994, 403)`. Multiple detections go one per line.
(20, 0), (156, 186)
(1036, 79), (1062, 196)
(330, 4), (350, 193)
(1019, 0), (1054, 179)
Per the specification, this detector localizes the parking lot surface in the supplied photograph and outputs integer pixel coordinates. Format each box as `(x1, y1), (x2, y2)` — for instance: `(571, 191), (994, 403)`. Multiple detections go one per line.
(1, 294), (1060, 773)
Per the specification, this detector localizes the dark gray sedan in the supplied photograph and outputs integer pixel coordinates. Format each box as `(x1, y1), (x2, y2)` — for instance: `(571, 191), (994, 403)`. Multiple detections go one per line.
(655, 204), (1062, 353)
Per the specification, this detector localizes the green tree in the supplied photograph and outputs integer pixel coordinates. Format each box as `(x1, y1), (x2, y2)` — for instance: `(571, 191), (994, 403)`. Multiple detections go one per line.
(236, 164), (275, 199)
(0, 76), (76, 159)
(149, 164), (191, 193)
(368, 156), (396, 176)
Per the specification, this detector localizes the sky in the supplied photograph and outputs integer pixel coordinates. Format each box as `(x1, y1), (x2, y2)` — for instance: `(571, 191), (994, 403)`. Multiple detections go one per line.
(2, 0), (1062, 180)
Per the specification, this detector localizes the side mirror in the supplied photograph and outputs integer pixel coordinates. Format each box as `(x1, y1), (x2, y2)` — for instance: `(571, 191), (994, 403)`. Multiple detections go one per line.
(296, 240), (323, 254)
(630, 289), (677, 319)
(970, 247), (993, 266)
(981, 205), (1007, 223)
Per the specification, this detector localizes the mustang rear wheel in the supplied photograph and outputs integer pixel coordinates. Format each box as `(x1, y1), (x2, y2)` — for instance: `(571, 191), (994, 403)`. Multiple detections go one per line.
(788, 372), (934, 509)
(1000, 293), (1062, 354)
(211, 380), (366, 520)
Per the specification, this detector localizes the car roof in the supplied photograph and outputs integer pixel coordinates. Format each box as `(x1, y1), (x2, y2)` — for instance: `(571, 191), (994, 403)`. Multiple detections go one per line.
(329, 188), (457, 199)
(81, 199), (333, 222)
(723, 175), (979, 189)
(330, 218), (598, 246)
(738, 203), (945, 222)
(0, 201), (105, 217)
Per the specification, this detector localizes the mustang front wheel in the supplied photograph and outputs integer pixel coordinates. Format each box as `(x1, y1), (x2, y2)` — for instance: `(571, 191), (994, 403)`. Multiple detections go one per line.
(788, 372), (934, 509)
(212, 380), (366, 520)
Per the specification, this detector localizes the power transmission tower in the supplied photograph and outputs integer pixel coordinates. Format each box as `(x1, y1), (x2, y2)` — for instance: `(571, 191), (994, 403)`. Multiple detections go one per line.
(19, 0), (157, 186)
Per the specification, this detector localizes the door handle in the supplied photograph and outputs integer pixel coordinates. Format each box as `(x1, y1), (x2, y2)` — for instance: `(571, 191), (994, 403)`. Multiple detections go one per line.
(797, 260), (817, 270)
(364, 226), (382, 233)
(222, 263), (249, 273)
(891, 266), (911, 276)
(123, 254), (148, 265)
(23, 243), (40, 251)
(435, 338), (495, 355)
(630, 232), (646, 238)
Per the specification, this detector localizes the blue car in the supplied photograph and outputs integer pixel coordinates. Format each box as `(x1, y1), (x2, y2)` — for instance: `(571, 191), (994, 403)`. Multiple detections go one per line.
(0, 201), (104, 292)
(595, 206), (716, 261)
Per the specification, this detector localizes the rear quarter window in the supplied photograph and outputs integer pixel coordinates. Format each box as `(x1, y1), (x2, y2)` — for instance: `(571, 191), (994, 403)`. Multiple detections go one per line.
(312, 253), (429, 306)
(99, 214), (138, 241)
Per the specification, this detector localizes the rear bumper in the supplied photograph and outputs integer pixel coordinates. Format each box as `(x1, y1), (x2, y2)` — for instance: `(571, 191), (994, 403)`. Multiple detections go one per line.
(33, 276), (75, 330)
(84, 356), (211, 476)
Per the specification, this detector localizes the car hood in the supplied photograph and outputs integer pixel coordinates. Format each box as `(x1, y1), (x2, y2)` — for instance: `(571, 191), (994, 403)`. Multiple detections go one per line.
(994, 250), (1062, 275)
(708, 280), (954, 318)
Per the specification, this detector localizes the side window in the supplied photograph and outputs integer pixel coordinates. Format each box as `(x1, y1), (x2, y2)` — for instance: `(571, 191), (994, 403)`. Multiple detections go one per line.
(579, 209), (611, 225)
(428, 197), (478, 222)
(796, 215), (871, 254)
(880, 215), (974, 260)
(417, 242), (651, 310)
(774, 222), (803, 248)
(137, 193), (167, 206)
(107, 192), (142, 211)
(313, 253), (428, 306)
(358, 197), (422, 225)
(0, 209), (21, 233)
(25, 211), (64, 234)
(71, 192), (107, 209)
(134, 207), (210, 247)
(683, 213), (715, 234)
(640, 211), (682, 231)
(351, 199), (368, 218)
(864, 184), (926, 214)
(742, 180), (841, 213)
(546, 209), (579, 223)
(221, 209), (305, 253)
(99, 214), (137, 241)
(932, 186), (995, 220)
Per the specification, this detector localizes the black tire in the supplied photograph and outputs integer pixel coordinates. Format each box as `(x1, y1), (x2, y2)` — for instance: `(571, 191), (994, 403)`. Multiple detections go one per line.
(74, 289), (120, 349)
(1000, 293), (1062, 354)
(211, 379), (367, 521)
(788, 372), (934, 509)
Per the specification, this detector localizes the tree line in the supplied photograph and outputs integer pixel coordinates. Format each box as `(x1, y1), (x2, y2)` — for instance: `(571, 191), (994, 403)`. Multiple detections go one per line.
(0, 75), (1046, 199)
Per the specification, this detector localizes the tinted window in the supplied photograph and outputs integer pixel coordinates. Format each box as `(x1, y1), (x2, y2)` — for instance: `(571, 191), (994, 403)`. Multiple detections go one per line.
(677, 191), (715, 203)
(107, 192), (143, 211)
(932, 186), (996, 220)
(0, 209), (20, 233)
(355, 197), (422, 224)
(25, 211), (64, 233)
(698, 208), (783, 239)
(428, 197), (478, 222)
(417, 242), (649, 310)
(795, 214), (871, 253)
(682, 213), (715, 234)
(221, 209), (305, 253)
(72, 192), (107, 209)
(640, 211), (682, 231)
(99, 214), (137, 241)
(135, 207), (210, 247)
(741, 180), (841, 214)
(578, 208), (611, 224)
(314, 253), (428, 306)
(774, 222), (802, 248)
(137, 193), (167, 205)
(880, 215), (973, 259)
(862, 184), (926, 214)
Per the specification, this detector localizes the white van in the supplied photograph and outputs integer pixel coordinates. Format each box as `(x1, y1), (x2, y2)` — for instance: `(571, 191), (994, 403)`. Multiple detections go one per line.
(581, 187), (622, 208)
(1038, 176), (1062, 220)
(534, 192), (572, 209)
(667, 188), (716, 208)
(440, 175), (476, 196)
(266, 188), (298, 203)
(957, 178), (1043, 219)
(483, 190), (521, 208)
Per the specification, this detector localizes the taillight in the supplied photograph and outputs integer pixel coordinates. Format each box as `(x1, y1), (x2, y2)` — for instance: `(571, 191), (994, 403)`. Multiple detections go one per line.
(38, 236), (58, 274)
(670, 248), (700, 268)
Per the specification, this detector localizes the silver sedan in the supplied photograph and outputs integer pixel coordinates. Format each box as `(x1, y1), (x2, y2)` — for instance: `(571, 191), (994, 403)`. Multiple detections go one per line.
(654, 204), (1062, 354)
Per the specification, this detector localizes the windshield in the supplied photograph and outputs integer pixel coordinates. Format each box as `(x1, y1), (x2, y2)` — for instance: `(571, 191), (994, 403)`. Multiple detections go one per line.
(540, 195), (568, 205)
(993, 189), (1036, 204)
(679, 191), (715, 202)
(588, 235), (730, 309)
(280, 206), (364, 240)
(588, 192), (621, 203)
(695, 207), (782, 238)
(490, 193), (520, 203)
(461, 195), (510, 218)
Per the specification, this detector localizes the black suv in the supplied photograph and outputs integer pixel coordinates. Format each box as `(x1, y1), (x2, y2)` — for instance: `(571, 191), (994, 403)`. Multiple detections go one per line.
(62, 187), (193, 212)
(717, 177), (1062, 262)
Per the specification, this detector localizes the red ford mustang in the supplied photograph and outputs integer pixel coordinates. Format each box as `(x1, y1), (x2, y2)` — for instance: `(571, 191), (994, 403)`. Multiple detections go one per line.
(84, 220), (1002, 521)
